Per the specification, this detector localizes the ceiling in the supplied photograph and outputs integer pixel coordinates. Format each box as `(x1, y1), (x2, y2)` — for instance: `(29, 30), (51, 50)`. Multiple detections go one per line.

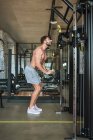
(0, 0), (78, 43)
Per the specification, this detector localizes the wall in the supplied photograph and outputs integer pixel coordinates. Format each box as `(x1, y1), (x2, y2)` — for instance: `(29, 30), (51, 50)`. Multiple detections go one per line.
(0, 30), (16, 79)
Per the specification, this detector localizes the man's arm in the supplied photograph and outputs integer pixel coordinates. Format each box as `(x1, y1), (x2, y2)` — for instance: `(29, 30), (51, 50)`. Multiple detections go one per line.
(35, 49), (54, 75)
(42, 63), (48, 71)
(35, 49), (48, 74)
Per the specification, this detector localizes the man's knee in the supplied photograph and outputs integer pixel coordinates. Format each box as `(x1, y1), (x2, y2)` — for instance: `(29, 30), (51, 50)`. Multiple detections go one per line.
(38, 85), (42, 92)
(35, 85), (42, 92)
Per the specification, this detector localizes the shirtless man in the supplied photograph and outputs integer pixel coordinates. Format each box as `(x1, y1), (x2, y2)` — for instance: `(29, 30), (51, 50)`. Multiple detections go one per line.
(24, 35), (55, 114)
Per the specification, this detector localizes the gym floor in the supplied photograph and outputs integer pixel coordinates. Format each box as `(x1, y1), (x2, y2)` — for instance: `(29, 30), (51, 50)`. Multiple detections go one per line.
(0, 99), (88, 140)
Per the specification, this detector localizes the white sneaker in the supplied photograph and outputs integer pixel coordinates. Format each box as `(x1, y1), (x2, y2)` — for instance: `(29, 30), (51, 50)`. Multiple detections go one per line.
(34, 105), (42, 112)
(27, 107), (40, 114)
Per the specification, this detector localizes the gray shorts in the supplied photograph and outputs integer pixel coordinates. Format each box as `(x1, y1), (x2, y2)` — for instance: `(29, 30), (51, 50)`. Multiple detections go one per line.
(24, 65), (41, 84)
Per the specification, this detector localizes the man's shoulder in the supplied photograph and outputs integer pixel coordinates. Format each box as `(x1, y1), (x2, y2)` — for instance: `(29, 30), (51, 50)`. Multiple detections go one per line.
(34, 47), (42, 54)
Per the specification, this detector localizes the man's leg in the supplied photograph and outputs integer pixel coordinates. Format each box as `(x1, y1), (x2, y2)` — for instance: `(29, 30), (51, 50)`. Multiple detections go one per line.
(33, 83), (43, 106)
(29, 83), (42, 109)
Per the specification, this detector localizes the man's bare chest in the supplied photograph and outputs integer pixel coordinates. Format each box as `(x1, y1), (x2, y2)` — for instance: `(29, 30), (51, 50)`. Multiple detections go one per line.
(41, 52), (47, 62)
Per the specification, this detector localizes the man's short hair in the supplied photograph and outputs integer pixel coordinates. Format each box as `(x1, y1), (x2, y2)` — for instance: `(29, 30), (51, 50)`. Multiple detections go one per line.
(40, 35), (51, 44)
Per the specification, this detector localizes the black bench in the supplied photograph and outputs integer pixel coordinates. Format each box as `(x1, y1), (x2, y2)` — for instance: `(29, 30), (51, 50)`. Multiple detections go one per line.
(0, 90), (4, 108)
(14, 79), (59, 97)
(0, 79), (8, 108)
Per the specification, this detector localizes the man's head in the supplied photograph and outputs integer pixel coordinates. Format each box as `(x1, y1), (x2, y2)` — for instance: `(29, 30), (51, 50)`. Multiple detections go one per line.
(40, 35), (52, 47)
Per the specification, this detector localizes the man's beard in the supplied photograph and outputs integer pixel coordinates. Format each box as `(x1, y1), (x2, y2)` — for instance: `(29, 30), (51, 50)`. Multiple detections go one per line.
(46, 42), (51, 47)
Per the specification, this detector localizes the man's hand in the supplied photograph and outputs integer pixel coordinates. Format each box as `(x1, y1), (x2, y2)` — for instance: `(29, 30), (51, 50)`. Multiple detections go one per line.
(46, 69), (55, 75)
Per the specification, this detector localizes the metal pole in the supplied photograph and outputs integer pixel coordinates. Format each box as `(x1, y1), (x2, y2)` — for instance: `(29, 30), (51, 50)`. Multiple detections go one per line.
(64, 3), (77, 140)
(72, 3), (77, 139)
(83, 2), (90, 137)
(7, 49), (12, 95)
(56, 47), (64, 114)
(79, 40), (85, 134)
(53, 7), (69, 24)
(90, 1), (93, 138)
(19, 54), (21, 74)
(48, 0), (55, 36)
(24, 54), (26, 69)
(15, 43), (18, 83)
(67, 43), (70, 109)
(60, 48), (63, 110)
(67, 43), (70, 77)
(62, 0), (73, 10)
